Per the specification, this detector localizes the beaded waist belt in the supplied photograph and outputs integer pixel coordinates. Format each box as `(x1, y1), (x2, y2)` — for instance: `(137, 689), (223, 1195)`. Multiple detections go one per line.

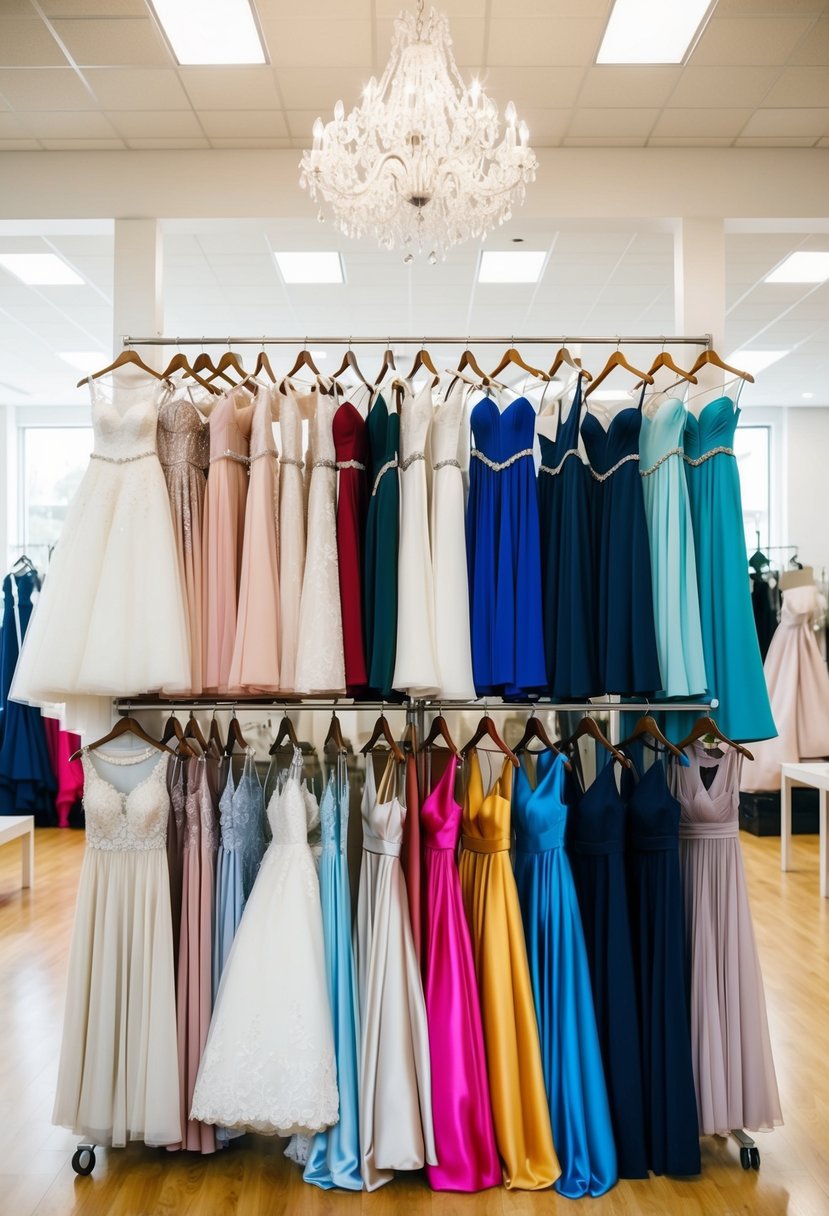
(91, 450), (155, 465)
(684, 446), (735, 466)
(209, 449), (250, 466)
(336, 459), (366, 472)
(472, 447), (533, 472)
(540, 448), (580, 477)
(371, 456), (398, 496)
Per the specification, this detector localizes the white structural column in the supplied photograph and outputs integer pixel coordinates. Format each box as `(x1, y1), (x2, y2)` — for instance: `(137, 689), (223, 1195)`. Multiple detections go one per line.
(673, 216), (726, 401)
(112, 218), (163, 366)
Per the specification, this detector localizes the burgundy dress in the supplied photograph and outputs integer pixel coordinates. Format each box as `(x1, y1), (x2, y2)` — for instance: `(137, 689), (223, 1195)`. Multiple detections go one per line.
(333, 401), (369, 692)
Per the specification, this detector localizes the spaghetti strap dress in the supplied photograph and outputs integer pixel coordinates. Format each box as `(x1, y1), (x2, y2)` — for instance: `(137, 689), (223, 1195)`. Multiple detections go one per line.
(363, 392), (400, 696)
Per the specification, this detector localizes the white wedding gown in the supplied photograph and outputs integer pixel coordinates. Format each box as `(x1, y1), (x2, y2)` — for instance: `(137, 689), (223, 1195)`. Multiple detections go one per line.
(190, 751), (338, 1136)
(11, 373), (191, 735)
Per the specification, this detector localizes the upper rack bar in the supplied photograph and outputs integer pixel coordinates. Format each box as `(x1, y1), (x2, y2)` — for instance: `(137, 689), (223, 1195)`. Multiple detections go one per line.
(121, 335), (713, 348)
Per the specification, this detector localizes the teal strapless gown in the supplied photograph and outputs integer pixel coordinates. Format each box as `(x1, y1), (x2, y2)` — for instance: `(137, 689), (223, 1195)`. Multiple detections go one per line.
(513, 750), (618, 1198)
(684, 398), (776, 742)
(640, 399), (707, 698)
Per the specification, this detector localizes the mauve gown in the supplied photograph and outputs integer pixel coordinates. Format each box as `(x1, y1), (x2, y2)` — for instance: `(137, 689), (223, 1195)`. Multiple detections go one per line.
(202, 387), (254, 694)
(334, 400), (369, 693)
(421, 755), (500, 1192)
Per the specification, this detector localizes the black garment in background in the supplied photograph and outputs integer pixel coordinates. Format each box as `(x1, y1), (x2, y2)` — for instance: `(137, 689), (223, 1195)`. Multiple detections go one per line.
(751, 573), (779, 661)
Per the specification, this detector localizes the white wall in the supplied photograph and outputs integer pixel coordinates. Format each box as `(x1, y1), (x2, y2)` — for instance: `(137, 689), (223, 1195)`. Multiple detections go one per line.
(784, 407), (829, 581)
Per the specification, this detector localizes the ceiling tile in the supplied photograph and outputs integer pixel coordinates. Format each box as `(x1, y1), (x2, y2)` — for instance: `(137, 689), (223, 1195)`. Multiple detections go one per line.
(17, 109), (117, 138)
(41, 1), (147, 13)
(566, 107), (659, 138)
(489, 0), (610, 12)
(648, 136), (737, 147)
(715, 0), (825, 14)
(577, 66), (682, 109)
(818, 136), (829, 146)
(197, 109), (288, 137)
(0, 66), (98, 110)
(763, 66), (829, 106)
(740, 106), (829, 136)
(375, 0), (485, 14)
(125, 137), (210, 149)
(0, 17), (68, 68)
(375, 17), (485, 66)
(50, 18), (171, 67)
(261, 18), (372, 68)
(734, 134), (819, 145)
(481, 65), (585, 109)
(257, 0), (372, 12)
(284, 109), (323, 139)
(209, 136), (292, 148)
(787, 14), (829, 64)
(84, 66), (191, 110)
(39, 137), (125, 148)
(179, 66), (281, 110)
(0, 137), (40, 149)
(487, 18), (603, 66)
(0, 111), (28, 137)
(105, 109), (204, 138)
(691, 16), (815, 65)
(519, 108), (570, 146)
(563, 135), (648, 147)
(274, 66), (367, 111)
(666, 65), (780, 108)
(650, 107), (753, 137)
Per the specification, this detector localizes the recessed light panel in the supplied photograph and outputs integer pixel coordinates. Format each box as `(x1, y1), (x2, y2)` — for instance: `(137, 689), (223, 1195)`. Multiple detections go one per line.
(477, 250), (547, 283)
(0, 253), (84, 286)
(728, 349), (788, 376)
(597, 0), (713, 64)
(765, 251), (829, 284)
(149, 0), (266, 66)
(274, 251), (344, 284)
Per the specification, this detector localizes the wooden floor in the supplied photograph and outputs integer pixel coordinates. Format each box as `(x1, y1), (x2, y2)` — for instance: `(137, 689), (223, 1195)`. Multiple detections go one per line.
(1, 830), (828, 1216)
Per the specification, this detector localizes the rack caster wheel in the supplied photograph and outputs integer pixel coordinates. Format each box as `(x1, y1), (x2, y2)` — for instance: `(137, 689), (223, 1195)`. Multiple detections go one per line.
(750, 1146), (760, 1170)
(71, 1146), (96, 1176)
(740, 1146), (751, 1170)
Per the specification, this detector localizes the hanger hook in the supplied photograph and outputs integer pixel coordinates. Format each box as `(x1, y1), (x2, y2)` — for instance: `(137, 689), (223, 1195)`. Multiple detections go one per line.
(304, 335), (309, 352)
(227, 336), (231, 351)
(201, 335), (205, 354)
(616, 335), (621, 351)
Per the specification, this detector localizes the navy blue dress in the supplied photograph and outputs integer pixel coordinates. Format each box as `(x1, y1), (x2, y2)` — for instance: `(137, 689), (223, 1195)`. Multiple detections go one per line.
(623, 751), (701, 1176)
(538, 377), (598, 697)
(566, 759), (648, 1179)
(0, 570), (56, 822)
(466, 396), (546, 696)
(581, 391), (661, 696)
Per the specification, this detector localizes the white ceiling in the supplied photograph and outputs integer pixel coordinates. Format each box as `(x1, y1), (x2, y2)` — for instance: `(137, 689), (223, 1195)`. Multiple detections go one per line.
(0, 0), (828, 151)
(1, 218), (828, 408)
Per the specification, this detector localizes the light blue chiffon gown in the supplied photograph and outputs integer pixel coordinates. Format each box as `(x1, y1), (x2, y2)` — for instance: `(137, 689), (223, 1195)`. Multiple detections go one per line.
(513, 749), (618, 1199)
(303, 768), (362, 1190)
(213, 752), (265, 1000)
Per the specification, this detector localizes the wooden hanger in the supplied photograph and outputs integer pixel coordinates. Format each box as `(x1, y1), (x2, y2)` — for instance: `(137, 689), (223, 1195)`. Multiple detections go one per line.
(333, 345), (370, 391)
(375, 346), (397, 387)
(253, 345), (277, 383)
(76, 347), (167, 389)
(489, 345), (550, 383)
(461, 712), (519, 768)
(324, 710), (347, 754)
(284, 346), (323, 383)
(422, 711), (460, 758)
(183, 710), (208, 752)
(688, 347), (754, 384)
(641, 348), (698, 387)
(224, 708), (249, 757)
(70, 713), (175, 763)
(361, 710), (405, 763)
(399, 719), (418, 754)
(269, 711), (299, 755)
(405, 347), (440, 387)
(549, 344), (592, 383)
(677, 715), (753, 760)
(560, 715), (631, 767)
(207, 347), (250, 386)
(208, 708), (225, 755)
(159, 349), (220, 393)
(513, 714), (572, 770)
(584, 348), (654, 399)
(619, 713), (684, 759)
(160, 709), (195, 758)
(448, 346), (491, 393)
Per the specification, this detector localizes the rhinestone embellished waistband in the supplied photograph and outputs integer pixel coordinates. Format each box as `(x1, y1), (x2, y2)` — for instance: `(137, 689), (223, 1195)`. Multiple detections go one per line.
(433, 457), (461, 471)
(313, 457), (337, 470)
(539, 448), (580, 478)
(209, 449), (250, 466)
(371, 456), (398, 496)
(91, 450), (155, 465)
(400, 451), (426, 471)
(684, 445), (735, 466)
(590, 452), (639, 482)
(280, 455), (304, 470)
(336, 459), (366, 471)
(472, 447), (533, 472)
(640, 447), (682, 477)
(250, 448), (278, 463)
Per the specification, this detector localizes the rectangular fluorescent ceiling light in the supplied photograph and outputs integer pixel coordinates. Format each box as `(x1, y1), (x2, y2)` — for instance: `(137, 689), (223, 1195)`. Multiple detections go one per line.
(727, 349), (788, 376)
(274, 251), (344, 284)
(0, 253), (83, 285)
(765, 251), (829, 284)
(60, 351), (105, 373)
(597, 0), (713, 64)
(149, 0), (266, 65)
(478, 250), (547, 283)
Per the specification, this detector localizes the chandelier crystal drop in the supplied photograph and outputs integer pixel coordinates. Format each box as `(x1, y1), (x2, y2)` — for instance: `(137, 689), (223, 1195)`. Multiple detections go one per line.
(298, 1), (538, 260)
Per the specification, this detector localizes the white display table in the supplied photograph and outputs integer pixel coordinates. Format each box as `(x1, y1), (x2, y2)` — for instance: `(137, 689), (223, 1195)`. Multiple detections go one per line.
(780, 762), (829, 898)
(0, 815), (35, 889)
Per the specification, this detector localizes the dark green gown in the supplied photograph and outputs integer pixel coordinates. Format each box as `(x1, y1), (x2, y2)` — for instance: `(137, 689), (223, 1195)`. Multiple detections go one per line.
(363, 394), (400, 695)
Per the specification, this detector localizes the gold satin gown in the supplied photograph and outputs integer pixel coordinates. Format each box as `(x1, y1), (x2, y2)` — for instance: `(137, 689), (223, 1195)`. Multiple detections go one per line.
(459, 750), (561, 1190)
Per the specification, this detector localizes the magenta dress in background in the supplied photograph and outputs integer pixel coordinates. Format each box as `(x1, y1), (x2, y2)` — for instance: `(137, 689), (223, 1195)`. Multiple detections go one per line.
(421, 756), (500, 1192)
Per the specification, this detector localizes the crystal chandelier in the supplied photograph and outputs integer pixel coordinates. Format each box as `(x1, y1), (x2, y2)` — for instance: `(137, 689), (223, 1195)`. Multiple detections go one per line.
(299, 1), (538, 261)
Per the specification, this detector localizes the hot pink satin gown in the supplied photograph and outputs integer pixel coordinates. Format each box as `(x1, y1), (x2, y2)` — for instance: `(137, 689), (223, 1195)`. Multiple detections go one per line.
(421, 756), (500, 1192)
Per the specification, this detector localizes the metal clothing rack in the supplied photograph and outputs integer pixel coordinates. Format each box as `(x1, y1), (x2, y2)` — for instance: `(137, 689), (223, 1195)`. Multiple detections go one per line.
(121, 335), (713, 348)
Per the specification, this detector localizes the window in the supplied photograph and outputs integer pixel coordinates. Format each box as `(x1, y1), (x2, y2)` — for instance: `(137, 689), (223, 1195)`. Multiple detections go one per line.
(734, 424), (770, 557)
(18, 426), (92, 563)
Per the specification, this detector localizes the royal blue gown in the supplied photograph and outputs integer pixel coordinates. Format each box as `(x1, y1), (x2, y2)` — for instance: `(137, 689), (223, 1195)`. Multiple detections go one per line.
(513, 749), (618, 1198)
(623, 750), (701, 1176)
(304, 770), (362, 1190)
(0, 570), (55, 822)
(684, 397), (776, 742)
(466, 395), (546, 696)
(581, 390), (661, 696)
(565, 759), (648, 1179)
(537, 378), (598, 697)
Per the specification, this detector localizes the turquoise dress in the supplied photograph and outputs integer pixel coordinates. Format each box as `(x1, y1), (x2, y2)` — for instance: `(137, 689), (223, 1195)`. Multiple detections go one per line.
(303, 770), (362, 1190)
(513, 750), (618, 1198)
(684, 398), (776, 742)
(640, 399), (707, 698)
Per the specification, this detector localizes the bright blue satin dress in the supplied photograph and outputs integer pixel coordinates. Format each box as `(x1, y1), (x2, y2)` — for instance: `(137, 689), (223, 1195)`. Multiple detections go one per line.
(684, 397), (776, 742)
(304, 771), (362, 1190)
(513, 750), (618, 1198)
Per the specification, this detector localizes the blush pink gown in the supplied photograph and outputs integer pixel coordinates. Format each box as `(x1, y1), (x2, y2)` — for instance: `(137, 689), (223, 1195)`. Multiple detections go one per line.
(421, 756), (500, 1192)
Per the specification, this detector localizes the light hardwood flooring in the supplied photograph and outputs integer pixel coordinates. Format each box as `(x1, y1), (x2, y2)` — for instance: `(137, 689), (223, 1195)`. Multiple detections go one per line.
(1, 828), (827, 1216)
